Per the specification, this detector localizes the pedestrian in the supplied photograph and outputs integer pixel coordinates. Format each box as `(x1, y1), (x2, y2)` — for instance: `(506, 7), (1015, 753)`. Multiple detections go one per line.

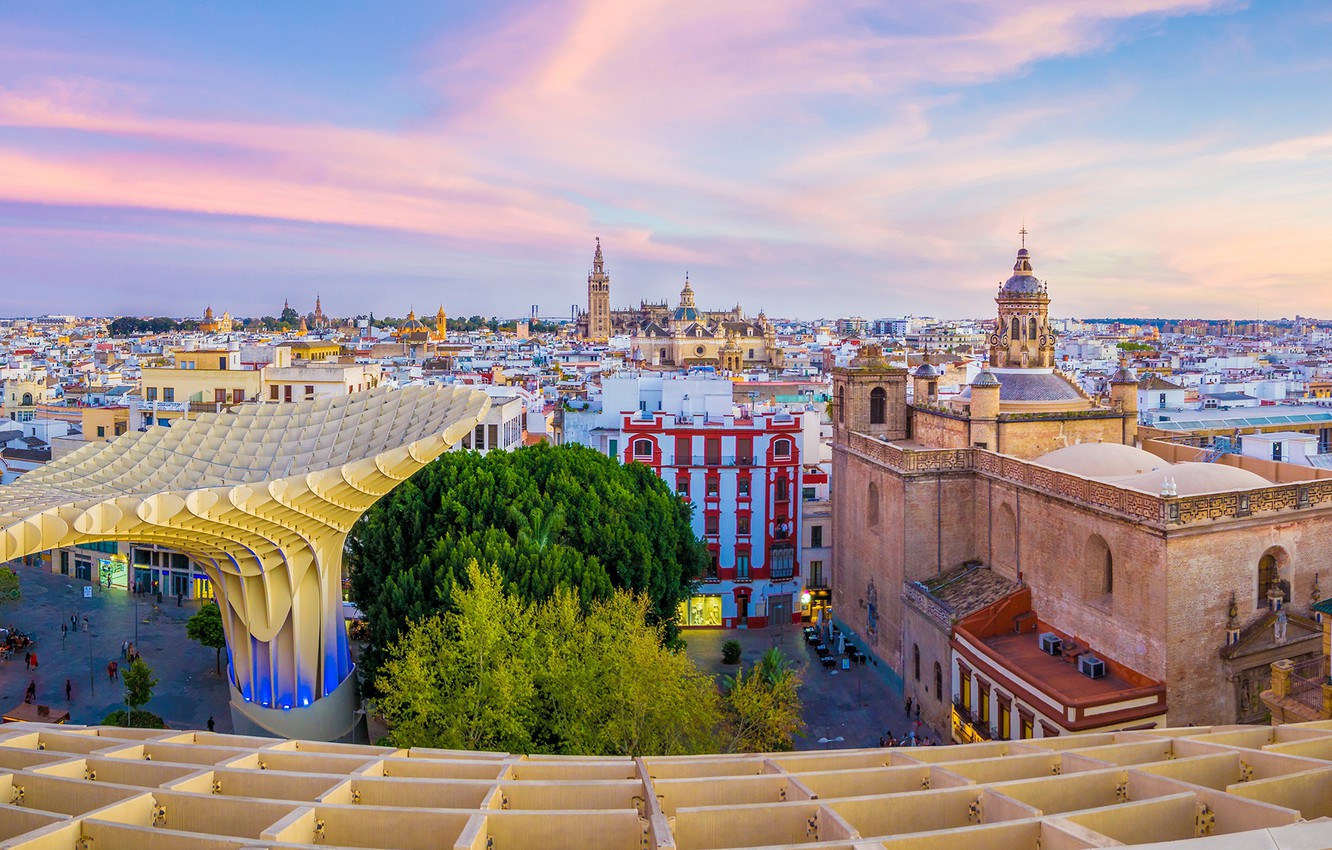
(23, 651), (30, 670)
(905, 695), (913, 716)
(61, 623), (67, 639)
(915, 703), (921, 722)
(207, 716), (215, 732)
(25, 680), (35, 703)
(82, 616), (89, 633)
(29, 651), (37, 669)
(878, 736), (885, 748)
(65, 679), (72, 701)
(121, 640), (128, 659)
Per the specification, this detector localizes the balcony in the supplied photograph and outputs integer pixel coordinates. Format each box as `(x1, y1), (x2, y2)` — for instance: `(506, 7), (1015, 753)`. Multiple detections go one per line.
(679, 455), (756, 467)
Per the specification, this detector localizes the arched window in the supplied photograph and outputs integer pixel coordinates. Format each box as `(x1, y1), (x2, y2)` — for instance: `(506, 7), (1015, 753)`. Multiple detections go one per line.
(836, 385), (845, 423)
(867, 482), (880, 527)
(1010, 317), (1020, 339)
(1085, 534), (1113, 604)
(774, 438), (792, 459)
(870, 387), (886, 425)
(1029, 317), (1037, 339)
(20, 393), (32, 406)
(632, 439), (653, 458)
(934, 662), (943, 702)
(913, 644), (920, 681)
(1257, 548), (1290, 607)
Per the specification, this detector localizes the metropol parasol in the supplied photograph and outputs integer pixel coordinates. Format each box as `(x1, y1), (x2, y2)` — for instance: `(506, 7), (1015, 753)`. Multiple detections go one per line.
(0, 384), (489, 742)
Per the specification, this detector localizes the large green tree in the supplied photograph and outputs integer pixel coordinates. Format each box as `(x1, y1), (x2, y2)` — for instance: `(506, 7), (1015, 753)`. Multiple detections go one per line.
(377, 563), (718, 756)
(348, 443), (705, 685)
(718, 648), (804, 753)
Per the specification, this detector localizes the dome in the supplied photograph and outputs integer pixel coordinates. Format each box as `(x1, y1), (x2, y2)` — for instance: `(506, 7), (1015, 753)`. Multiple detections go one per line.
(914, 363), (940, 378)
(971, 369), (1001, 388)
(1037, 443), (1168, 479)
(1110, 364), (1139, 384)
(1120, 462), (1271, 496)
(1000, 247), (1046, 297)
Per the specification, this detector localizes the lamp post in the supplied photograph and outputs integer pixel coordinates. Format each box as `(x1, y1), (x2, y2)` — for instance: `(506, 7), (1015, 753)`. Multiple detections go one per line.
(817, 736), (844, 750)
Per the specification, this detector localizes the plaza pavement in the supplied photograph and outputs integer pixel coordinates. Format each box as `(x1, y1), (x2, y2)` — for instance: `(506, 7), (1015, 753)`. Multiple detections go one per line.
(684, 623), (941, 751)
(0, 564), (233, 732)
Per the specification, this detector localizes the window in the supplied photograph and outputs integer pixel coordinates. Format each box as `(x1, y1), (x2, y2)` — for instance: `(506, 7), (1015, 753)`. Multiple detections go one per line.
(934, 662), (943, 702)
(1257, 549), (1290, 607)
(769, 543), (794, 581)
(870, 387), (886, 424)
(270, 385), (280, 401)
(162, 388), (174, 402)
(738, 478), (751, 497)
(676, 479), (689, 498)
(1273, 441), (1284, 462)
(284, 385), (293, 402)
(215, 389), (226, 404)
(774, 438), (792, 459)
(706, 478), (719, 497)
(802, 486), (816, 501)
(1029, 317), (1037, 339)
(1010, 317), (1020, 339)
(233, 389), (245, 404)
(705, 514), (719, 536)
(96, 426), (106, 438)
(867, 482), (879, 527)
(836, 385), (845, 423)
(736, 550), (751, 580)
(960, 669), (971, 713)
(913, 644), (920, 681)
(1020, 710), (1034, 740)
(999, 701), (1011, 739)
(609, 439), (618, 458)
(706, 550), (719, 579)
(774, 477), (789, 502)
(488, 424), (498, 447)
(675, 435), (691, 462)
(978, 681), (991, 725)
(810, 525), (823, 548)
(705, 437), (721, 466)
(737, 436), (753, 465)
(810, 560), (823, 586)
(633, 438), (653, 458)
(218, 356), (227, 370)
(305, 385), (315, 398)
(1085, 534), (1114, 606)
(737, 515), (750, 535)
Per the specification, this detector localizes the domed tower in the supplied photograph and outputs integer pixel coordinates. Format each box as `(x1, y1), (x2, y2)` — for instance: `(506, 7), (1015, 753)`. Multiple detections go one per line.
(585, 238), (611, 340)
(989, 240), (1055, 369)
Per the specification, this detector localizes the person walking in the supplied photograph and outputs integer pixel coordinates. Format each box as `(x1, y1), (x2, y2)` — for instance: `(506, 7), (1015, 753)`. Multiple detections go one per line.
(121, 640), (128, 659)
(24, 680), (35, 703)
(29, 651), (37, 669)
(207, 716), (215, 732)
(23, 651), (30, 670)
(65, 679), (72, 701)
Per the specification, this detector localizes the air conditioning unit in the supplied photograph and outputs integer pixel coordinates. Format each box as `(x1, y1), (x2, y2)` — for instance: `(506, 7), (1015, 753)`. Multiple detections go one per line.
(1079, 655), (1107, 679)
(1038, 633), (1062, 655)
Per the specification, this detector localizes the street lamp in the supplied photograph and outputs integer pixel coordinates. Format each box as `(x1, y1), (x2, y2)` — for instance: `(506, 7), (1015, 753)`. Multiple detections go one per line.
(817, 736), (844, 750)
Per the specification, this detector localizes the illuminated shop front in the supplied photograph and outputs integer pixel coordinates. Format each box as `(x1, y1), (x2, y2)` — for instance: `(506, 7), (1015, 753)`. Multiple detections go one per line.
(677, 594), (724, 627)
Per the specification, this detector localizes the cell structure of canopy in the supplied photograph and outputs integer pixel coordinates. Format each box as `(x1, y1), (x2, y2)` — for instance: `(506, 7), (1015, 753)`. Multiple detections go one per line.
(0, 384), (490, 741)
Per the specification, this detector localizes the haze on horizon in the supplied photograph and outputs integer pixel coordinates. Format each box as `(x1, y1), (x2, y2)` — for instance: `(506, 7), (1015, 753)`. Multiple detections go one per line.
(1, 1), (1330, 321)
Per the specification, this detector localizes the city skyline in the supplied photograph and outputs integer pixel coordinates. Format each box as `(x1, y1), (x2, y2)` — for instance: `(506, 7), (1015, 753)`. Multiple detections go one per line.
(2, 2), (1331, 318)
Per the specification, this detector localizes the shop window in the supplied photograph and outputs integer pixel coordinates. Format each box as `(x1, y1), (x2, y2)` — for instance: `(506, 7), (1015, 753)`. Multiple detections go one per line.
(677, 595), (723, 626)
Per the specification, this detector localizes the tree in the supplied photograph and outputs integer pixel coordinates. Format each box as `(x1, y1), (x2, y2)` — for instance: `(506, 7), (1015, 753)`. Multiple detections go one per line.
(377, 562), (537, 752)
(377, 565), (720, 756)
(187, 602), (227, 674)
(123, 657), (159, 729)
(0, 568), (20, 605)
(719, 649), (803, 753)
(348, 443), (707, 688)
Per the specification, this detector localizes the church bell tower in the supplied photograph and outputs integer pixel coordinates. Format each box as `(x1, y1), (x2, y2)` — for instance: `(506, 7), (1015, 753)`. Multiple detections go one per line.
(585, 238), (611, 340)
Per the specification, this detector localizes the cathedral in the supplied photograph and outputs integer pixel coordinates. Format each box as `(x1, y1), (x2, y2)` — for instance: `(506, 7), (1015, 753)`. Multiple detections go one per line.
(575, 239), (783, 371)
(832, 241), (1324, 741)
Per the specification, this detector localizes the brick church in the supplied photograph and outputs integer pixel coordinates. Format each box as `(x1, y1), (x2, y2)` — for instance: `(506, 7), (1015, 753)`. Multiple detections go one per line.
(832, 243), (1327, 741)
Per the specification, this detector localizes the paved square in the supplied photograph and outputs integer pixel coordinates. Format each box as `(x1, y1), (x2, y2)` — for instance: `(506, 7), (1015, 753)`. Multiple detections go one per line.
(0, 564), (233, 732)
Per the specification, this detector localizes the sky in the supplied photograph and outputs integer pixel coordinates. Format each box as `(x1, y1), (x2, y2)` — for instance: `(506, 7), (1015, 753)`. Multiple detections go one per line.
(1, 1), (1331, 321)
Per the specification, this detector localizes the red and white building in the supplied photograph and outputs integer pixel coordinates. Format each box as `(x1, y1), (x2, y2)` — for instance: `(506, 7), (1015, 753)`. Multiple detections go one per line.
(567, 373), (816, 628)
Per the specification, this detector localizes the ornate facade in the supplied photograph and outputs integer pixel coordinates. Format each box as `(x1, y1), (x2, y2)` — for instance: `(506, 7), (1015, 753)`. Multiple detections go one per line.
(831, 241), (1324, 740)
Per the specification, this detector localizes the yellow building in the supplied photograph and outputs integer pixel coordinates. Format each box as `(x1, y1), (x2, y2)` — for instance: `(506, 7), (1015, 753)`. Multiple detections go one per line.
(2, 379), (50, 422)
(81, 407), (129, 442)
(136, 348), (263, 428)
(198, 305), (234, 334)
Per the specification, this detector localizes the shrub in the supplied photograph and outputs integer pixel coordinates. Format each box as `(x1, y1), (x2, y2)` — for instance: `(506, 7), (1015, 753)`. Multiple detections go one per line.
(101, 709), (167, 729)
(722, 640), (742, 665)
